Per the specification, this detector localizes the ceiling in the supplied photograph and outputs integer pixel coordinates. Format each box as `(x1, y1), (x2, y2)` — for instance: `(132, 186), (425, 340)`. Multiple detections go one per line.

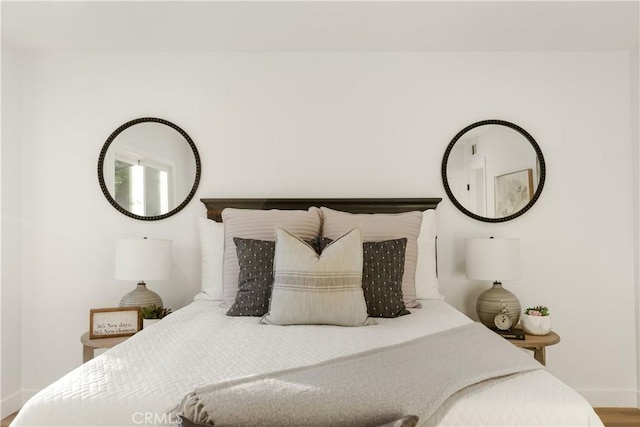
(2, 1), (639, 53)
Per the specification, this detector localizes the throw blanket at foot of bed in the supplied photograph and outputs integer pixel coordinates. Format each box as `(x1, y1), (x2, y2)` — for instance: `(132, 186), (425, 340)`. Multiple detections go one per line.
(175, 323), (541, 427)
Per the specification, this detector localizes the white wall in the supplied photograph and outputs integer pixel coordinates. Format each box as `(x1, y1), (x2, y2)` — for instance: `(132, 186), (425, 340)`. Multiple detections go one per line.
(5, 51), (638, 407)
(1, 44), (24, 417)
(632, 46), (640, 408)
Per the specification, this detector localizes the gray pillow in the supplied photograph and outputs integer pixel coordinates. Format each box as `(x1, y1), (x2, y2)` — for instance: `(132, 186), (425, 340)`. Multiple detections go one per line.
(226, 238), (275, 317)
(317, 237), (410, 318)
(363, 238), (409, 318)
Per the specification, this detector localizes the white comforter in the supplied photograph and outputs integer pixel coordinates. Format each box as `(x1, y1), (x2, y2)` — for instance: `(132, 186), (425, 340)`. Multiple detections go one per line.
(12, 300), (602, 427)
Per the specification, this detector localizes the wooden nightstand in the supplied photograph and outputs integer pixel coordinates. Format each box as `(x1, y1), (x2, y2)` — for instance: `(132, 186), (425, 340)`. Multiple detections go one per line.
(510, 331), (560, 366)
(80, 332), (130, 363)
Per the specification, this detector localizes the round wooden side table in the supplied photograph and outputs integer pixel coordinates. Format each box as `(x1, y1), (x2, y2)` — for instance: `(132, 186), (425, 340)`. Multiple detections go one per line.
(80, 332), (129, 363)
(510, 331), (560, 365)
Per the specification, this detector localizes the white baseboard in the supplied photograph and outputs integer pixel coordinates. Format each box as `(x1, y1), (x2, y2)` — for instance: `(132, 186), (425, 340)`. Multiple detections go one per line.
(1, 390), (38, 419)
(1, 391), (23, 419)
(577, 388), (639, 408)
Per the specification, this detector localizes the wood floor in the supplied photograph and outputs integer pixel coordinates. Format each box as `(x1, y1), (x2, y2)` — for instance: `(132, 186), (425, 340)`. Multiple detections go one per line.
(0, 412), (17, 427)
(594, 408), (640, 427)
(1, 408), (638, 426)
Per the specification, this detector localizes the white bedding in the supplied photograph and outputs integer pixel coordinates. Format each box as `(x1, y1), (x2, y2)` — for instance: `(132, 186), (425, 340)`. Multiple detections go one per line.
(12, 300), (602, 427)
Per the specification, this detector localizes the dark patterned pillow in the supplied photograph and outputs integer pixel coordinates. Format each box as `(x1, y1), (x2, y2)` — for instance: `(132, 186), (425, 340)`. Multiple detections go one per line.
(226, 238), (275, 316)
(307, 236), (333, 255)
(227, 237), (324, 317)
(315, 237), (409, 318)
(362, 238), (409, 318)
(309, 236), (332, 255)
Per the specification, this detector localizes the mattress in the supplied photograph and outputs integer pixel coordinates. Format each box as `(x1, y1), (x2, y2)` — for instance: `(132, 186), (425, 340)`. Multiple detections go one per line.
(12, 300), (602, 427)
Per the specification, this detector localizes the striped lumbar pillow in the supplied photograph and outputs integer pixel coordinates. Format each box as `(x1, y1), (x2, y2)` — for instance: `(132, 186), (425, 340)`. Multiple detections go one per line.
(261, 227), (372, 327)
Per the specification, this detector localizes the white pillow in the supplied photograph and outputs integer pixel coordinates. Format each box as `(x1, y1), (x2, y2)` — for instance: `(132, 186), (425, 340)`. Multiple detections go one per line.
(196, 217), (225, 301)
(415, 210), (443, 300)
(262, 227), (372, 327)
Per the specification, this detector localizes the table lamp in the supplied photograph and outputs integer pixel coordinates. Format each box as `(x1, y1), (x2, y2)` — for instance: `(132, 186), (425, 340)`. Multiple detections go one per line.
(116, 237), (172, 308)
(466, 237), (521, 328)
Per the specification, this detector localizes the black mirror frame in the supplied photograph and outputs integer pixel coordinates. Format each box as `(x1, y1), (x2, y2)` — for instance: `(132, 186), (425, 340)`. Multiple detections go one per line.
(441, 119), (546, 223)
(98, 117), (201, 221)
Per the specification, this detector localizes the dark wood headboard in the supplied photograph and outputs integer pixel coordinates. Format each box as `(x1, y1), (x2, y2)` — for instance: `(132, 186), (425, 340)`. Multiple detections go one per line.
(200, 198), (442, 221)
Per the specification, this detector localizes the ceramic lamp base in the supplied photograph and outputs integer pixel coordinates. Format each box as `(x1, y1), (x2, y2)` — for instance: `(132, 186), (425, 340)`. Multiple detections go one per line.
(476, 282), (520, 328)
(119, 282), (163, 309)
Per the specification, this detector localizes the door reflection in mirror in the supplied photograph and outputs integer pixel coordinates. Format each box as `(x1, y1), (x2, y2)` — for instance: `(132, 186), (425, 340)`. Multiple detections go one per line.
(442, 120), (545, 223)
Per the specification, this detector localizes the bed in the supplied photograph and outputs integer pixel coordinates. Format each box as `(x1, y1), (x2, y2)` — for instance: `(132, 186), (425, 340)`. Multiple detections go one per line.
(11, 198), (603, 427)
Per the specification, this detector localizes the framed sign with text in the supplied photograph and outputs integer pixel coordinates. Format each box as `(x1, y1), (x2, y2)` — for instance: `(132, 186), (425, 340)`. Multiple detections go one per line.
(89, 307), (141, 339)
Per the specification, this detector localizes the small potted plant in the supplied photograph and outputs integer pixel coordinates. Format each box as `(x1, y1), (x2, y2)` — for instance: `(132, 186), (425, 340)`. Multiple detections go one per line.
(522, 305), (552, 335)
(141, 305), (172, 329)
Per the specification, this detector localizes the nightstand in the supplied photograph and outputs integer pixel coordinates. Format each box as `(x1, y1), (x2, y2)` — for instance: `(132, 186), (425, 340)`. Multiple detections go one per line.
(80, 332), (130, 363)
(510, 331), (560, 365)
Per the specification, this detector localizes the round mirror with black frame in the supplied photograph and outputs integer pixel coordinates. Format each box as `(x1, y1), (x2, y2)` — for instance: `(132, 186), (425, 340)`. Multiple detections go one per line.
(98, 117), (201, 221)
(441, 120), (545, 223)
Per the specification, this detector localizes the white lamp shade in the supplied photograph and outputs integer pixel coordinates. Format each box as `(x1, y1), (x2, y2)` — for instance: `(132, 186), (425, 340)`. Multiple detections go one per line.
(116, 238), (172, 281)
(466, 238), (520, 281)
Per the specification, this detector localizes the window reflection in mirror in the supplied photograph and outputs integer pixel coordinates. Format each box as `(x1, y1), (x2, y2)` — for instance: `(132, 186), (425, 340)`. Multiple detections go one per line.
(114, 158), (171, 217)
(98, 118), (200, 221)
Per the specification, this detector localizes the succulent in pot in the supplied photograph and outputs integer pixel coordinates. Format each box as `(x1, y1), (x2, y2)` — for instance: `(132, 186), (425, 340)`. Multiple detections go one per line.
(522, 305), (552, 335)
(141, 305), (172, 328)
